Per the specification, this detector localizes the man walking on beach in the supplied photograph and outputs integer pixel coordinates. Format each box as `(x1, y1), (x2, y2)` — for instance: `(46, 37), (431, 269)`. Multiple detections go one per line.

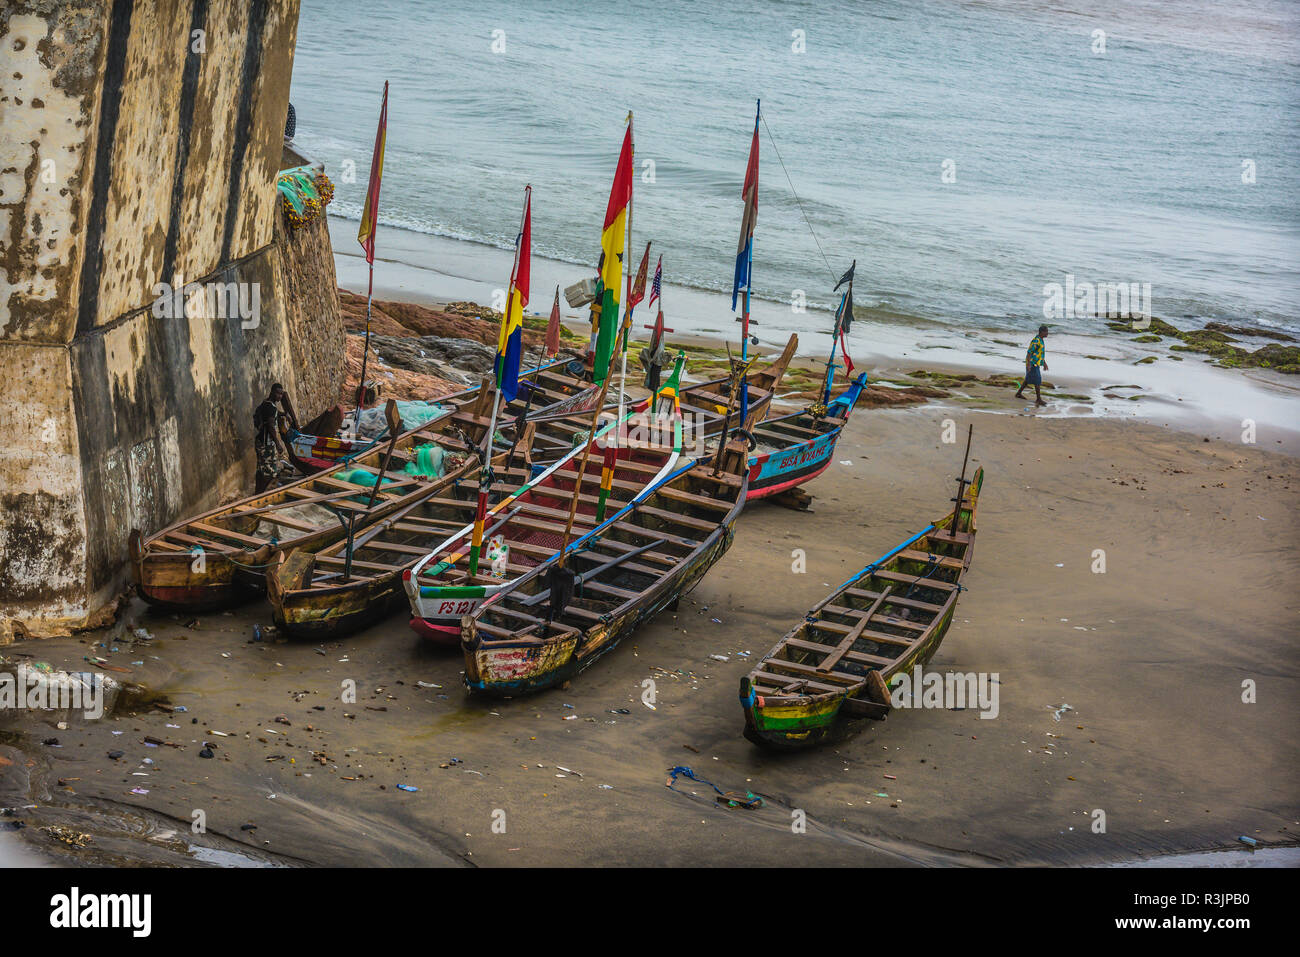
(1014, 325), (1049, 406)
(253, 383), (298, 493)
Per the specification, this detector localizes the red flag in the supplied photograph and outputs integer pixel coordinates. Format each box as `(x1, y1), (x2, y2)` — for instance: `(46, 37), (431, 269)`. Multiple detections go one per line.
(357, 82), (388, 265)
(628, 241), (651, 311)
(839, 329), (855, 376)
(545, 285), (561, 357)
(514, 190), (531, 303)
(593, 120), (634, 379)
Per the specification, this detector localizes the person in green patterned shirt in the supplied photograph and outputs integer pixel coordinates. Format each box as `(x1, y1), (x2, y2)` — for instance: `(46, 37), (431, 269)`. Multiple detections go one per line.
(1015, 324), (1049, 406)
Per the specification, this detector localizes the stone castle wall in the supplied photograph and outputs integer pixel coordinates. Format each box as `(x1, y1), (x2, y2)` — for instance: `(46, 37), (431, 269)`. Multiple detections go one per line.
(0, 0), (342, 634)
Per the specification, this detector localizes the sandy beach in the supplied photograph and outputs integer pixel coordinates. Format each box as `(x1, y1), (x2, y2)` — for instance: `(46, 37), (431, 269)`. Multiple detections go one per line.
(4, 384), (1297, 867)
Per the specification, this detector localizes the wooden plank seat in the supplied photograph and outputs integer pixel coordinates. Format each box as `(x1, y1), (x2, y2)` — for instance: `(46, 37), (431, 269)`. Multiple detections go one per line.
(896, 548), (966, 570)
(843, 588), (944, 614)
(869, 569), (960, 591)
(750, 670), (848, 695)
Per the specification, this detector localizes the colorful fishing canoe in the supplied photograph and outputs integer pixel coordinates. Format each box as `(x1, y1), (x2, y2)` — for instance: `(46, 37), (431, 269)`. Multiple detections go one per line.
(744, 372), (868, 500)
(403, 400), (685, 645)
(461, 423), (752, 696)
(127, 388), (499, 611)
(267, 397), (682, 641)
(265, 432), (533, 639)
(740, 463), (984, 750)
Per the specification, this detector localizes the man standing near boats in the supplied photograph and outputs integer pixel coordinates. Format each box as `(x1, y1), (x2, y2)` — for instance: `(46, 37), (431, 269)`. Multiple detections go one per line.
(1014, 325), (1049, 406)
(253, 383), (298, 492)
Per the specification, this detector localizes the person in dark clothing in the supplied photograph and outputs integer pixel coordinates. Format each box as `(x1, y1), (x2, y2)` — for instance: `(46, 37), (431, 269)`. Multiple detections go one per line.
(253, 383), (298, 493)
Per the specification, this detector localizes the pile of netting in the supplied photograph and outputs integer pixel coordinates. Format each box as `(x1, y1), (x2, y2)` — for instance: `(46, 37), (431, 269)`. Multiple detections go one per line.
(277, 165), (335, 230)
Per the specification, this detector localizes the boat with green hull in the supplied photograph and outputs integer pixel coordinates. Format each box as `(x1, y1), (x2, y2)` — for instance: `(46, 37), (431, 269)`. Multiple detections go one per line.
(741, 455), (984, 750)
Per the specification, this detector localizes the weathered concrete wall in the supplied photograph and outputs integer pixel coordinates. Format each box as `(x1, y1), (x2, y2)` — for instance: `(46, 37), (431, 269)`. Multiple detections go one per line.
(0, 4), (102, 344)
(0, 0), (342, 633)
(279, 212), (343, 412)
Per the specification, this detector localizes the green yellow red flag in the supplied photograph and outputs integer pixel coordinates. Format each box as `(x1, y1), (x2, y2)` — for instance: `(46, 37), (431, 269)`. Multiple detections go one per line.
(592, 121), (633, 384)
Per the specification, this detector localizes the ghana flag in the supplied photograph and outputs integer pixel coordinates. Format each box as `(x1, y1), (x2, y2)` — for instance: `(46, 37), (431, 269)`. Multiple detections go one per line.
(592, 121), (634, 385)
(495, 186), (531, 401)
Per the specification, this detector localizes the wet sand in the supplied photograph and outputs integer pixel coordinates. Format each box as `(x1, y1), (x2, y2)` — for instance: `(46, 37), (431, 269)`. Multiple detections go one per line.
(3, 391), (1298, 867)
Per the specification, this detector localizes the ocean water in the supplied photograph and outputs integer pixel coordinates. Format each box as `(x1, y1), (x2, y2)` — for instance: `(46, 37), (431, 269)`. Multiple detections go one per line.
(290, 0), (1300, 336)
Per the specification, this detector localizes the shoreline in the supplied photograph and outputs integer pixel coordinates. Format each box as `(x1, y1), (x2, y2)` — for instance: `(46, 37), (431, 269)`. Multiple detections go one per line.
(329, 216), (1300, 454)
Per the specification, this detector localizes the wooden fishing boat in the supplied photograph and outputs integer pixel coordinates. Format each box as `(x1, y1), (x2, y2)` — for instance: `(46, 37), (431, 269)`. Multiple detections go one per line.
(744, 372), (867, 500)
(281, 356), (596, 475)
(740, 462), (984, 750)
(403, 395), (684, 643)
(461, 422), (752, 696)
(127, 388), (501, 611)
(268, 401), (682, 641)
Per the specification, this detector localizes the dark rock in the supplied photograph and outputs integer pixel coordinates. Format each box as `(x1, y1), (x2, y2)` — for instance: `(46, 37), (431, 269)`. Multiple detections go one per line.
(367, 334), (496, 380)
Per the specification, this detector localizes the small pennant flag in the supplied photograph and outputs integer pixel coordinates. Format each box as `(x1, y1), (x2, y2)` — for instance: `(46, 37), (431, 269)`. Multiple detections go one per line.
(648, 255), (662, 308)
(834, 260), (856, 335)
(357, 82), (389, 265)
(629, 242), (651, 312)
(839, 328), (855, 376)
(623, 241), (651, 353)
(545, 285), (561, 357)
(494, 187), (531, 401)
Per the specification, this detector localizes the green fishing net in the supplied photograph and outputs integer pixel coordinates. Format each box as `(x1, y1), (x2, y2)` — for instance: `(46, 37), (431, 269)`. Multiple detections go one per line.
(277, 165), (335, 230)
(404, 444), (447, 479)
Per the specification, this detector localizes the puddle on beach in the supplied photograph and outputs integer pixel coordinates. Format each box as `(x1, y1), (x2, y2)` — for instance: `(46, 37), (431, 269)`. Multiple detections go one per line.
(1112, 847), (1300, 868)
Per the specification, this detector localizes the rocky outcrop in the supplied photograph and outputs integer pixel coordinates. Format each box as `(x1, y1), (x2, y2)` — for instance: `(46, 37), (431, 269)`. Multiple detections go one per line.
(341, 335), (461, 407)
